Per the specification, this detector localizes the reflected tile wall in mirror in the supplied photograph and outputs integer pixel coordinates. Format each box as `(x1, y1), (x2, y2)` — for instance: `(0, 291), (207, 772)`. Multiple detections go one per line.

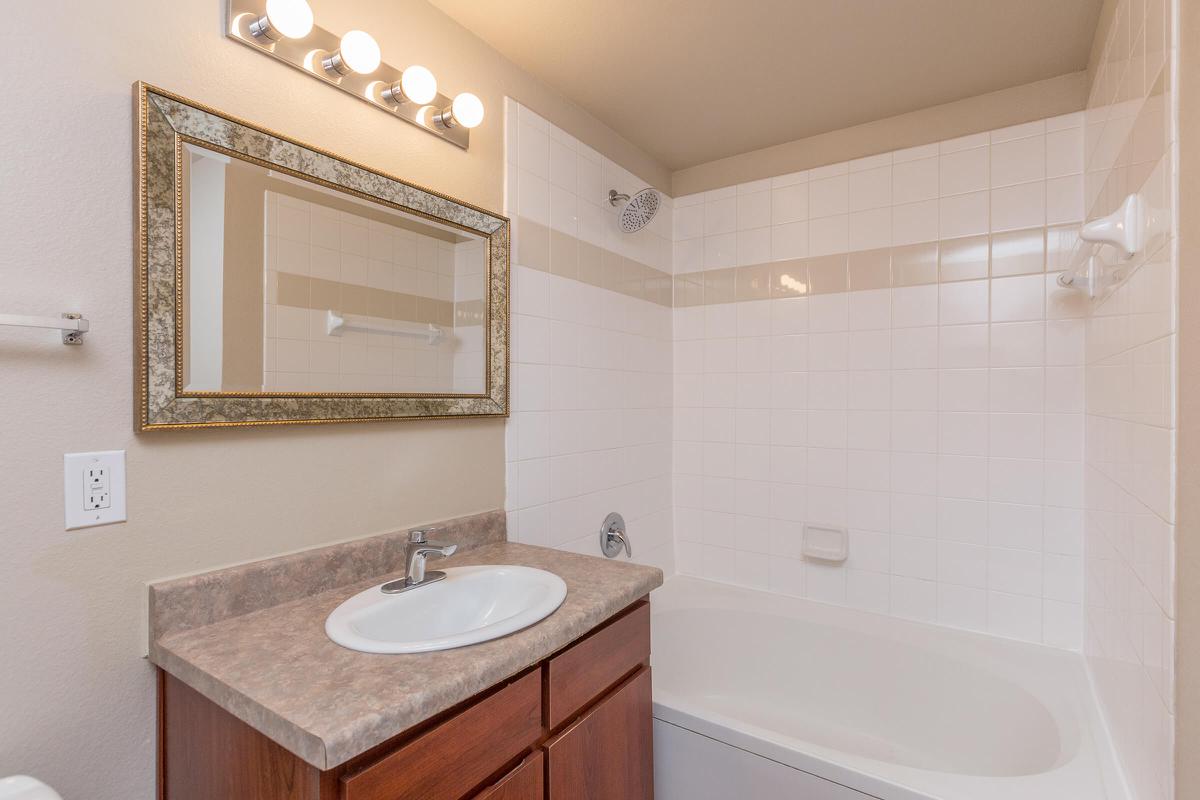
(182, 142), (487, 395)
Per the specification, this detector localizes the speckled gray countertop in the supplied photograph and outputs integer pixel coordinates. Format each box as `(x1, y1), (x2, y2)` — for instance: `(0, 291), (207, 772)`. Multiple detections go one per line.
(149, 540), (662, 770)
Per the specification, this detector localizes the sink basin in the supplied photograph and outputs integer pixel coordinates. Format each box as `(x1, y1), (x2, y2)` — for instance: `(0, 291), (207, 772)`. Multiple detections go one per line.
(325, 565), (568, 654)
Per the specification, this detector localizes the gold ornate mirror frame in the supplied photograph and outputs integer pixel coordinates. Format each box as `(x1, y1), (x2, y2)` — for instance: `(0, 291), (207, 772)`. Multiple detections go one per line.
(135, 83), (509, 431)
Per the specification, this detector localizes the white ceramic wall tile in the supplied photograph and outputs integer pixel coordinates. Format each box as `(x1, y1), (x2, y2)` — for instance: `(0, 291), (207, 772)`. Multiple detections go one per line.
(990, 135), (1045, 187)
(940, 147), (990, 196)
(892, 200), (939, 245)
(737, 191), (772, 231)
(506, 100), (674, 575)
(1080, 3), (1171, 796)
(662, 106), (1164, 660)
(849, 166), (892, 212)
(941, 132), (990, 153)
(1080, 3), (1177, 797)
(892, 157), (939, 204)
(991, 182), (1046, 231)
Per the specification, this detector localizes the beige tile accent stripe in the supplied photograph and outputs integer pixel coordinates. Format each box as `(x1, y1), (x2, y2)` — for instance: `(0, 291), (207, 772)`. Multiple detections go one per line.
(675, 223), (1080, 307)
(271, 271), (454, 326)
(517, 218), (673, 307)
(455, 299), (487, 327)
(518, 218), (1079, 310)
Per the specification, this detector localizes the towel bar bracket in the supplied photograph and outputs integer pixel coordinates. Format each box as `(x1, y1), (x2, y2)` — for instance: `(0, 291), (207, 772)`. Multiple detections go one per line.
(61, 313), (86, 345)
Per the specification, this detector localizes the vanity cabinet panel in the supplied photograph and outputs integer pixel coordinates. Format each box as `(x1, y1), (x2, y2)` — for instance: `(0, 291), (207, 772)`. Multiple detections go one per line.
(160, 672), (326, 800)
(546, 600), (650, 729)
(545, 667), (654, 800)
(158, 596), (653, 800)
(340, 669), (542, 800)
(471, 751), (544, 800)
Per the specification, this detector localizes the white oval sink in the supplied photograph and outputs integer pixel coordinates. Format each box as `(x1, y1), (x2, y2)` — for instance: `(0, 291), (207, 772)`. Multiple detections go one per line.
(325, 565), (567, 654)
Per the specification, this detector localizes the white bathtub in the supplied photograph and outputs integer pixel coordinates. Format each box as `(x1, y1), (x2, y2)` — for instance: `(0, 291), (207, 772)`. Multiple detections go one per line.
(651, 577), (1128, 800)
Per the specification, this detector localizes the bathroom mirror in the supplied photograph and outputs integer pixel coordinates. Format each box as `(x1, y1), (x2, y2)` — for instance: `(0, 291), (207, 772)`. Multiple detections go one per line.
(135, 84), (508, 430)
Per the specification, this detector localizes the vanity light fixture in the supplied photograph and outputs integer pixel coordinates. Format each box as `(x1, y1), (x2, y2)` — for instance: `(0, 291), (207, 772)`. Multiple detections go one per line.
(435, 92), (485, 129)
(322, 30), (381, 76)
(383, 65), (438, 105)
(248, 0), (313, 40)
(225, 0), (482, 148)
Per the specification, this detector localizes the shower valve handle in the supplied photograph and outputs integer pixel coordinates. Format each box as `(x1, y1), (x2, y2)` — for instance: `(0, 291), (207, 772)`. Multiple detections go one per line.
(600, 512), (631, 558)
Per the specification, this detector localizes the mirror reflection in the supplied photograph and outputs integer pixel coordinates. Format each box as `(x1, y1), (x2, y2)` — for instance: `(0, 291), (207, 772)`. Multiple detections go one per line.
(181, 142), (487, 395)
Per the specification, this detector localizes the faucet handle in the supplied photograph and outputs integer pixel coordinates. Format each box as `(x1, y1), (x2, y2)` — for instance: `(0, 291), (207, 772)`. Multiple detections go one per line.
(599, 512), (631, 559)
(408, 527), (441, 544)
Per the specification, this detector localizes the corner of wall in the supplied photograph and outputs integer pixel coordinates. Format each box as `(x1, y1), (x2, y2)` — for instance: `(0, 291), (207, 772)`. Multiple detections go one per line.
(1174, 0), (1197, 796)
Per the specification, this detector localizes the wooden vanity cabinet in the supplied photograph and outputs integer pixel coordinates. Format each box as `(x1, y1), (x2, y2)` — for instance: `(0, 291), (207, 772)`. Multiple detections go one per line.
(158, 597), (652, 800)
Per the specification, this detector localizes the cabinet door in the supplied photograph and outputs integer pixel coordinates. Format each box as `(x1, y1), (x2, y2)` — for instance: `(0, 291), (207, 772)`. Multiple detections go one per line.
(471, 752), (543, 800)
(545, 667), (653, 800)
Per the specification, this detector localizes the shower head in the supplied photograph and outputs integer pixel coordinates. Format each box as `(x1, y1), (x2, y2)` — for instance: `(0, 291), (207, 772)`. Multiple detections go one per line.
(608, 187), (661, 233)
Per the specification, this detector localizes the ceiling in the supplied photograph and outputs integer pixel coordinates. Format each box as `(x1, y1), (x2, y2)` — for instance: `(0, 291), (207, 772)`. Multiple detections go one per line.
(429, 0), (1104, 171)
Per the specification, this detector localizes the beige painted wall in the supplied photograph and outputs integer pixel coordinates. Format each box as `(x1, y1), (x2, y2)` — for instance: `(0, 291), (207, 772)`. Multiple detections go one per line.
(0, 2), (665, 798)
(671, 72), (1090, 197)
(1177, 0), (1198, 794)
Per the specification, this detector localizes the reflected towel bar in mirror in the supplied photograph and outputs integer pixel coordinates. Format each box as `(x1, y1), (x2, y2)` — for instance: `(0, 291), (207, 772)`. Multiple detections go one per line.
(325, 310), (445, 345)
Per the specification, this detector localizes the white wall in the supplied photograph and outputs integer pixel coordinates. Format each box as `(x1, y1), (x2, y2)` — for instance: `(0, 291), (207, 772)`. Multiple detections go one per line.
(671, 116), (1094, 648)
(504, 99), (675, 573)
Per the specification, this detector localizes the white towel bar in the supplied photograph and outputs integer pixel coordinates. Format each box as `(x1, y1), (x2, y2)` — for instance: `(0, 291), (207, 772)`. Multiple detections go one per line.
(0, 312), (89, 345)
(325, 310), (443, 345)
(1057, 193), (1147, 297)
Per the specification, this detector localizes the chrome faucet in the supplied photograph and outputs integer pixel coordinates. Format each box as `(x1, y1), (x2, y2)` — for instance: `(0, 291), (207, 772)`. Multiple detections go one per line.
(381, 528), (458, 594)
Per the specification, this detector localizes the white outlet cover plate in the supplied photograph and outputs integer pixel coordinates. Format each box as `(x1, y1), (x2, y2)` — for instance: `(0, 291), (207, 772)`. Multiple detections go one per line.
(64, 450), (127, 530)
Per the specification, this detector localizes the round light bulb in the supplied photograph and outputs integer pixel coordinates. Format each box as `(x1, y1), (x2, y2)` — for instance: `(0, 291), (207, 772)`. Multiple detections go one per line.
(264, 0), (313, 38)
(338, 30), (381, 74)
(451, 92), (485, 128)
(400, 65), (438, 105)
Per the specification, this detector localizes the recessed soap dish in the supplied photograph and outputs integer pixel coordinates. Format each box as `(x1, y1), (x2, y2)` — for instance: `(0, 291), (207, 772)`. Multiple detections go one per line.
(802, 524), (848, 563)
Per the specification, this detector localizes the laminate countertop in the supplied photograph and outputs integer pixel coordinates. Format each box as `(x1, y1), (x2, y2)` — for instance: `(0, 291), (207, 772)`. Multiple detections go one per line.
(149, 540), (662, 770)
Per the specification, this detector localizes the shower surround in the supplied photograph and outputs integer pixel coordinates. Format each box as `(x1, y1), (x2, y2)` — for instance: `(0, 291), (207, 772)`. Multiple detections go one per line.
(504, 3), (1179, 783)
(671, 117), (1091, 648)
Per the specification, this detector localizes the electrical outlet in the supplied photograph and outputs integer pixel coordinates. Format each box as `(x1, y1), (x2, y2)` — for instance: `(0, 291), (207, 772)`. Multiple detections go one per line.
(85, 464), (110, 510)
(65, 451), (127, 530)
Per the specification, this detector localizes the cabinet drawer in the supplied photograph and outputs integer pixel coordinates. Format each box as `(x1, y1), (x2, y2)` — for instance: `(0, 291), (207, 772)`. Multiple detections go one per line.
(341, 669), (542, 800)
(546, 600), (650, 729)
(471, 751), (544, 800)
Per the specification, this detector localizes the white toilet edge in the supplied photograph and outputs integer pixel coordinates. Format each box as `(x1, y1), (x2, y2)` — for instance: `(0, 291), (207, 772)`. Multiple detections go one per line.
(0, 776), (64, 800)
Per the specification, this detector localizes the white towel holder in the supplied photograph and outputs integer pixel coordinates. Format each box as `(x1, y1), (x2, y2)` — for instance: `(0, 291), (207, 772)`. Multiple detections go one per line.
(1056, 254), (1099, 294)
(1058, 193), (1147, 295)
(1080, 193), (1145, 259)
(0, 312), (89, 345)
(325, 310), (444, 345)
